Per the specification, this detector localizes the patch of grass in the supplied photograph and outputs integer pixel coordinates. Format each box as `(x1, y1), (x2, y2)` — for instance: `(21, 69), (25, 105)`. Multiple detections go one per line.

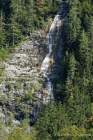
(0, 48), (14, 80)
(0, 69), (4, 77)
(0, 36), (28, 61)
(0, 48), (10, 61)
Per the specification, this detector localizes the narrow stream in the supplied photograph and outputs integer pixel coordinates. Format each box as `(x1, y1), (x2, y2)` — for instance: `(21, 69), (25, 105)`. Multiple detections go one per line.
(41, 12), (63, 104)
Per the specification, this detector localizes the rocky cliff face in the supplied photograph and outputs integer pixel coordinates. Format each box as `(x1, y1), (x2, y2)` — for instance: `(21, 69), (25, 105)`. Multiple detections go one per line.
(0, 31), (48, 126)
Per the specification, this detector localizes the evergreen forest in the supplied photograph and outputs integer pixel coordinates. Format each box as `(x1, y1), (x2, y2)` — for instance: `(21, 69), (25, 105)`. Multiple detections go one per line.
(0, 0), (93, 140)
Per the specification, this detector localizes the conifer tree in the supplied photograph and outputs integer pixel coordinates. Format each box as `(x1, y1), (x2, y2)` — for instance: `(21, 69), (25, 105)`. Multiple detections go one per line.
(65, 0), (81, 44)
(0, 11), (6, 48)
(36, 103), (70, 139)
(66, 86), (91, 127)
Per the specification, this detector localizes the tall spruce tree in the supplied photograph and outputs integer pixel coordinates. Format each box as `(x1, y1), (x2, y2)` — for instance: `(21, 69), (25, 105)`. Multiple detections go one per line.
(64, 0), (81, 44)
(0, 11), (6, 48)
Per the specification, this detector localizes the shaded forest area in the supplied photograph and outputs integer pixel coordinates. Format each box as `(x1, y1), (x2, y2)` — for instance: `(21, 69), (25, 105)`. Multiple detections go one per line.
(0, 0), (59, 48)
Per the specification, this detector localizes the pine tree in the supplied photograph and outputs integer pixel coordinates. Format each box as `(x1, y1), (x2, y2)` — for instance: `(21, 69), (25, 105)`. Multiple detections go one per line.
(64, 0), (81, 44)
(78, 30), (90, 76)
(36, 103), (70, 139)
(0, 11), (6, 48)
(65, 53), (77, 99)
(66, 86), (91, 127)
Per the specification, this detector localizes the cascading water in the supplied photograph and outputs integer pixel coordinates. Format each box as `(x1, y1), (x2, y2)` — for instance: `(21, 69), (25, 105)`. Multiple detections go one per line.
(41, 12), (63, 103)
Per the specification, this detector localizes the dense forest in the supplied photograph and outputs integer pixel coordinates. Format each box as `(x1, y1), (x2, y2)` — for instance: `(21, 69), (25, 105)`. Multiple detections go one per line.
(0, 0), (59, 48)
(0, 0), (93, 140)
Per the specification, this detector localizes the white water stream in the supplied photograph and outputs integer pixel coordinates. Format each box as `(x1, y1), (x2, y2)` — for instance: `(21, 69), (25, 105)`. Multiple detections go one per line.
(41, 14), (62, 103)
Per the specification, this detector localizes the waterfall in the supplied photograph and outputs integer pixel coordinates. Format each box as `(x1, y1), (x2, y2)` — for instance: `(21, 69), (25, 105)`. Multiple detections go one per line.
(30, 15), (63, 122)
(41, 13), (62, 103)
